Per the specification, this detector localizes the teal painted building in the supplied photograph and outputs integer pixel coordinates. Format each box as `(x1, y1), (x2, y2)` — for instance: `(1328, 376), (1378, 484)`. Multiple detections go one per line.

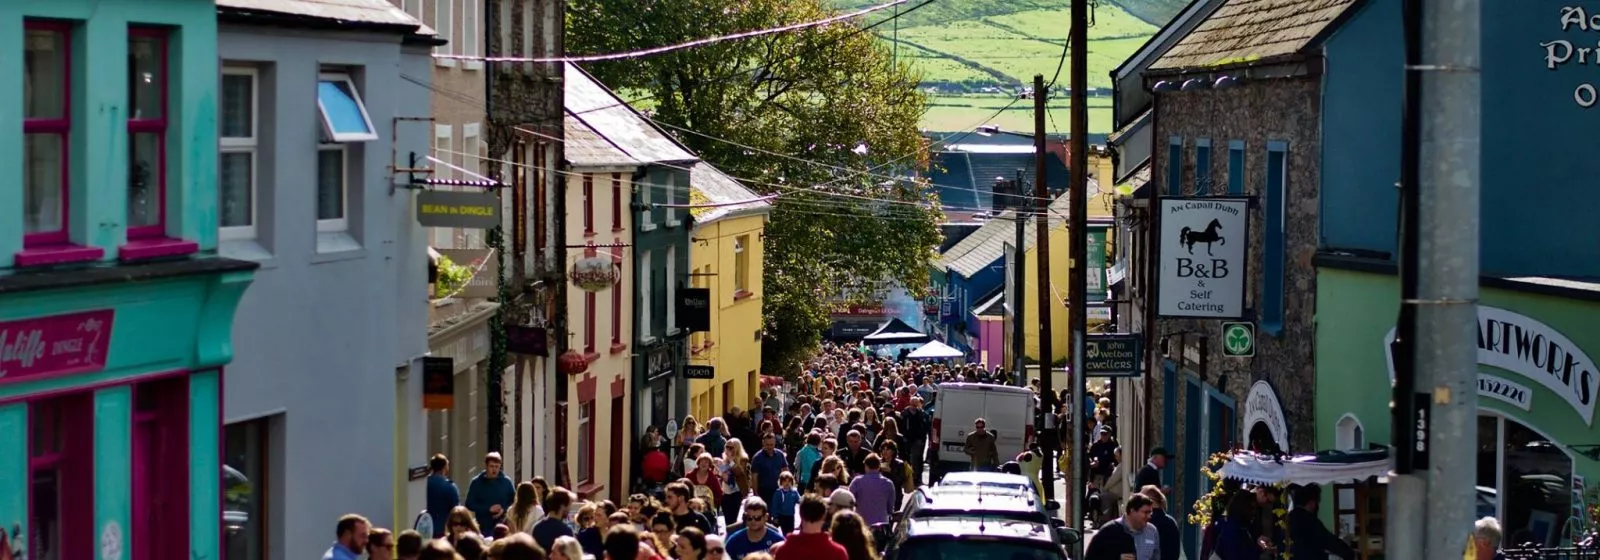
(0, 1), (256, 559)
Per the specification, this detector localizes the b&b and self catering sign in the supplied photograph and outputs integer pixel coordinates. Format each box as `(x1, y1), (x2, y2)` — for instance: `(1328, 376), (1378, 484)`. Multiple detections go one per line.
(1158, 198), (1248, 319)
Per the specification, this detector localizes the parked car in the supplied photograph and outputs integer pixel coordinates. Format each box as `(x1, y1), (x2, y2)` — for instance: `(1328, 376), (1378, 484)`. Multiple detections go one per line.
(879, 516), (1079, 560)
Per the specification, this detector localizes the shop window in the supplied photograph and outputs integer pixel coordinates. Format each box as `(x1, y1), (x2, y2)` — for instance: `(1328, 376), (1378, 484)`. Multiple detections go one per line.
(1479, 414), (1575, 547)
(578, 401), (595, 483)
(23, 22), (86, 258)
(225, 417), (273, 560)
(127, 29), (169, 241)
(30, 394), (93, 560)
(315, 73), (377, 142)
(133, 377), (190, 560)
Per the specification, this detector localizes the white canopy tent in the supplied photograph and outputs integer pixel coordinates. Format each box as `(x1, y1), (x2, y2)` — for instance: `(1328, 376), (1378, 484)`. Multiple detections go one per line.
(905, 340), (964, 360)
(1216, 450), (1391, 487)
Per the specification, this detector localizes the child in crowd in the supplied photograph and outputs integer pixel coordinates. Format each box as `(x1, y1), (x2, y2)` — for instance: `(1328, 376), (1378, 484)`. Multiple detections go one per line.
(772, 472), (801, 534)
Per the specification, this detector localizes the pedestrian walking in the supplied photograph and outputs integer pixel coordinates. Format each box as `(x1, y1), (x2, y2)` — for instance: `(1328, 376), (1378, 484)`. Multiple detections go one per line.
(963, 419), (999, 471)
(465, 452), (516, 535)
(322, 514), (370, 560)
(1083, 494), (1159, 560)
(533, 487), (576, 552)
(726, 497), (786, 559)
(426, 454), (461, 539)
(846, 454), (896, 526)
(773, 495), (848, 560)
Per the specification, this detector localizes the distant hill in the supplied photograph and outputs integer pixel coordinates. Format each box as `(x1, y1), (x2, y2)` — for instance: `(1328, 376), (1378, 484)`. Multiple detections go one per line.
(831, 0), (1189, 133)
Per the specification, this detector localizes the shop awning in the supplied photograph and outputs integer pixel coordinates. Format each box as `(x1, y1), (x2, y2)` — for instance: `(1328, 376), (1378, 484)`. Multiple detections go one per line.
(1217, 450), (1390, 487)
(861, 318), (931, 346)
(906, 340), (965, 360)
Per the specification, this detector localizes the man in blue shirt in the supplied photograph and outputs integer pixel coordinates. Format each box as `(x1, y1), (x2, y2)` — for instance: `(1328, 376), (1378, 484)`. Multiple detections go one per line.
(533, 486), (576, 552)
(751, 432), (789, 506)
(464, 451), (516, 534)
(726, 497), (786, 560)
(322, 514), (370, 560)
(424, 454), (460, 538)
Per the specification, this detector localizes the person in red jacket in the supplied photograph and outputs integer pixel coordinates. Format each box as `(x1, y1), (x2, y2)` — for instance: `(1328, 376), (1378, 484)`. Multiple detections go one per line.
(772, 495), (847, 560)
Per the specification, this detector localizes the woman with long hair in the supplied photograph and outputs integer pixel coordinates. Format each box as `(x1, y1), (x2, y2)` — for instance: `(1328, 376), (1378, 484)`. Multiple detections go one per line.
(506, 481), (541, 533)
(688, 453), (724, 516)
(678, 416), (702, 465)
(446, 506), (481, 545)
(875, 416), (904, 456)
(682, 443), (706, 477)
(718, 439), (752, 528)
(828, 510), (880, 560)
(531, 477), (552, 507)
(861, 407), (881, 436)
(674, 527), (708, 560)
(819, 455), (849, 483)
(783, 416), (806, 457)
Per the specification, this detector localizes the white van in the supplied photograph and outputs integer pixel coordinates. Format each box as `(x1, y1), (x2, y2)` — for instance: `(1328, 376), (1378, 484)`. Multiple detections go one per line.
(928, 382), (1036, 482)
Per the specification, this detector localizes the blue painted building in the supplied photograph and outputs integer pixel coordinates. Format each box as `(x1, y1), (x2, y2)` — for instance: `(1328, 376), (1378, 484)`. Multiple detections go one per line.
(0, 1), (256, 559)
(1320, 0), (1600, 279)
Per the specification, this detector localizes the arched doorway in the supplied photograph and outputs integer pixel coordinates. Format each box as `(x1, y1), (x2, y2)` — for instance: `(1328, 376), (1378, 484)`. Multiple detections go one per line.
(1248, 422), (1283, 455)
(1478, 413), (1575, 547)
(1335, 414), (1364, 450)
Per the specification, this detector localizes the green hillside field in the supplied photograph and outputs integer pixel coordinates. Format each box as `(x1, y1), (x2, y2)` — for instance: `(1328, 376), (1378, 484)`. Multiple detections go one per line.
(834, 0), (1187, 133)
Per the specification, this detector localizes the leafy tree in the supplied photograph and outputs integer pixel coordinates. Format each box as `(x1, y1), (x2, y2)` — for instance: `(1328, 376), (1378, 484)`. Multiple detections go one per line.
(569, 0), (943, 374)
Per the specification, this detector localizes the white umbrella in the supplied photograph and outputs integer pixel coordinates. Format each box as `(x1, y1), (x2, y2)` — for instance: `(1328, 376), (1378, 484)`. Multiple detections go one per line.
(906, 340), (964, 360)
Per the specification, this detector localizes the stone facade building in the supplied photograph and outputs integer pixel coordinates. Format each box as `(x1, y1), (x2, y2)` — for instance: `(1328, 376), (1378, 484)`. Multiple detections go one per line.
(1120, 0), (1360, 556)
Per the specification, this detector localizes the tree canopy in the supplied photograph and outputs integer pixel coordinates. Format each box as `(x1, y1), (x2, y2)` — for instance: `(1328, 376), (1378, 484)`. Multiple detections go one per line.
(569, 0), (944, 374)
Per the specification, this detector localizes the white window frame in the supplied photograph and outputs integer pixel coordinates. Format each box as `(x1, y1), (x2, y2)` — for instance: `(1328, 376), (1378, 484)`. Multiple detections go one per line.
(667, 245), (677, 333)
(640, 250), (654, 343)
(461, 123), (482, 247)
(220, 66), (258, 241)
(462, 0), (481, 71)
(433, 124), (455, 248)
(316, 144), (349, 233)
(577, 402), (593, 483)
(434, 0), (456, 67)
(638, 176), (655, 231)
(734, 235), (748, 293)
(316, 72), (379, 142)
(663, 172), (680, 227)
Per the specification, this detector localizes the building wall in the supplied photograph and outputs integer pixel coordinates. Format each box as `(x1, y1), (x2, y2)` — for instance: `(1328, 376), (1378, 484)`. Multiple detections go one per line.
(565, 167), (634, 501)
(1320, 0), (1600, 277)
(0, 0), (223, 265)
(688, 212), (767, 420)
(218, 25), (432, 556)
(1019, 225), (1071, 361)
(634, 165), (692, 464)
(1145, 76), (1322, 553)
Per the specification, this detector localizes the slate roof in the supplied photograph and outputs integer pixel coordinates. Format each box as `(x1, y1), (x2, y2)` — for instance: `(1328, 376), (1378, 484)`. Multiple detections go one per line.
(927, 152), (979, 209)
(926, 149), (1070, 213)
(564, 117), (637, 168)
(1150, 0), (1360, 71)
(938, 190), (1073, 279)
(217, 0), (434, 34)
(689, 162), (770, 225)
(972, 287), (1007, 317)
(564, 63), (698, 165)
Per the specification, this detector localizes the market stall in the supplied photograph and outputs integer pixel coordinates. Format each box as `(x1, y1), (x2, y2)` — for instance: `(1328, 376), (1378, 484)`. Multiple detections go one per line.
(1199, 449), (1391, 560)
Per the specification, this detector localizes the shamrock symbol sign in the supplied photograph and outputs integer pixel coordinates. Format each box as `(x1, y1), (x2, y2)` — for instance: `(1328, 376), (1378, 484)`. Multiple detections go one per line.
(1222, 322), (1254, 357)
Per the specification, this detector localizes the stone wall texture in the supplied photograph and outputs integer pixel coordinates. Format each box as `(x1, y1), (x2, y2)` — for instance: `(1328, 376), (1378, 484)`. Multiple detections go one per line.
(1143, 76), (1323, 498)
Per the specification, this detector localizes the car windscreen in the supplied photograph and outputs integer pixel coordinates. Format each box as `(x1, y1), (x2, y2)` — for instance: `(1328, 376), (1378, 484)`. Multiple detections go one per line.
(896, 538), (1063, 560)
(910, 508), (1047, 524)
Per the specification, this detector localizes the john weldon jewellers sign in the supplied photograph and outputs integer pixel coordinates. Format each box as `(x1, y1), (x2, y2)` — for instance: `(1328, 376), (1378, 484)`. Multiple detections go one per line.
(1158, 198), (1249, 319)
(1384, 306), (1600, 425)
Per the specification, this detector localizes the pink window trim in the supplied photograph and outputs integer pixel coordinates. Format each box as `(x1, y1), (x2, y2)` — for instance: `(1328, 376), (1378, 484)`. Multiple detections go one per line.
(132, 377), (191, 560)
(584, 292), (597, 353)
(23, 21), (73, 248)
(126, 27), (169, 241)
(28, 395), (94, 560)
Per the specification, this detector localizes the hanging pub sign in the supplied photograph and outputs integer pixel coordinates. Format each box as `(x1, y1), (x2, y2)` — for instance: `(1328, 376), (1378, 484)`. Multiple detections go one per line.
(647, 347), (675, 381)
(422, 357), (455, 410)
(506, 325), (548, 356)
(678, 288), (711, 332)
(571, 255), (619, 292)
(1157, 197), (1249, 319)
(417, 191), (501, 229)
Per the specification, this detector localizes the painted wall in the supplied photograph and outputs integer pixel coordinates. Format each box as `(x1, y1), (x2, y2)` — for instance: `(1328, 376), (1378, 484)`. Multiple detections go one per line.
(633, 164), (690, 484)
(975, 317), (1005, 369)
(688, 212), (767, 420)
(218, 25), (432, 558)
(565, 167), (634, 501)
(1019, 225), (1071, 361)
(0, 0), (223, 267)
(1320, 0), (1600, 277)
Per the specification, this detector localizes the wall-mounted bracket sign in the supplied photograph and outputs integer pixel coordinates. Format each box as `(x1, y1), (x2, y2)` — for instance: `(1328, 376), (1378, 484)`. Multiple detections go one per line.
(1384, 305), (1599, 425)
(684, 365), (715, 380)
(1083, 334), (1142, 377)
(422, 357), (455, 410)
(679, 288), (711, 332)
(1157, 197), (1249, 319)
(417, 190), (501, 229)
(0, 309), (114, 385)
(647, 347), (675, 381)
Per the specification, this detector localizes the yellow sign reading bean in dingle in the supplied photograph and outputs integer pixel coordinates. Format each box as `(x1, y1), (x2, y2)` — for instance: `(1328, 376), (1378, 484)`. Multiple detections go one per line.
(416, 190), (502, 229)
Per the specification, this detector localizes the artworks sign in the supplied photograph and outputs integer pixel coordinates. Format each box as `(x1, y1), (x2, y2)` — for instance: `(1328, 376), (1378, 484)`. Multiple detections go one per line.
(1242, 380), (1289, 451)
(1083, 334), (1141, 377)
(417, 191), (501, 229)
(0, 309), (114, 384)
(647, 348), (674, 380)
(1384, 305), (1599, 424)
(1157, 198), (1248, 318)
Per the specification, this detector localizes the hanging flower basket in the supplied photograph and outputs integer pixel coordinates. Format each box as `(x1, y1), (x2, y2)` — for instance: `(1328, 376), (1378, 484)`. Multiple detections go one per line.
(558, 349), (590, 376)
(571, 255), (619, 293)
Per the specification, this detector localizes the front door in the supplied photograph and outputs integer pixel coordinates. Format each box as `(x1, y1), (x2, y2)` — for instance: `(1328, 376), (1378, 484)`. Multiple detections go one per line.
(1182, 379), (1203, 560)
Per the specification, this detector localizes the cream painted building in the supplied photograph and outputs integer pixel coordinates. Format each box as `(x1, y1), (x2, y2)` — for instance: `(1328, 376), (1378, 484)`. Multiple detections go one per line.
(686, 163), (771, 419)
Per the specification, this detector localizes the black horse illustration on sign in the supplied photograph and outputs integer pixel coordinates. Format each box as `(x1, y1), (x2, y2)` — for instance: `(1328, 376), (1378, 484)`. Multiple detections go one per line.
(1180, 218), (1226, 256)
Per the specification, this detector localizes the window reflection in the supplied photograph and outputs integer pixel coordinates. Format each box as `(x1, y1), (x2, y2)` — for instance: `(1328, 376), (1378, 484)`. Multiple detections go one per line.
(224, 420), (268, 560)
(1477, 415), (1574, 548)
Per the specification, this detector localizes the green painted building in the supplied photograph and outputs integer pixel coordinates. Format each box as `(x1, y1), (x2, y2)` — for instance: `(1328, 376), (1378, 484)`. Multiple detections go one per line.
(1315, 259), (1600, 546)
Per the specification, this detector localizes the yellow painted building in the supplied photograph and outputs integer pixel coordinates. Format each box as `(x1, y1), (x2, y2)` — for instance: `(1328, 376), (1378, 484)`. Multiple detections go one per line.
(1016, 185), (1119, 360)
(685, 163), (771, 420)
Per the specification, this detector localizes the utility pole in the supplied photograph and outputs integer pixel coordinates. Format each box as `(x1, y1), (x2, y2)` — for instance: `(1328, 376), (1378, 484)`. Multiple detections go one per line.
(1067, 0), (1089, 546)
(1032, 74), (1056, 507)
(1388, 0), (1479, 556)
(1008, 171), (1026, 389)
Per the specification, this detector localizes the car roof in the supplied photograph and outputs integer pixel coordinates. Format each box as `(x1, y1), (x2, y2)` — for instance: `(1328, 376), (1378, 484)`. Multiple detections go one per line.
(940, 472), (1036, 488)
(937, 382), (1035, 396)
(904, 516), (1057, 544)
(913, 486), (1043, 513)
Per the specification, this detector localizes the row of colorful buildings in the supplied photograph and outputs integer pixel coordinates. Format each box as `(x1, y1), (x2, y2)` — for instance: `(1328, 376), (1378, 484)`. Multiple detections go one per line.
(0, 1), (769, 558)
(1102, 0), (1600, 555)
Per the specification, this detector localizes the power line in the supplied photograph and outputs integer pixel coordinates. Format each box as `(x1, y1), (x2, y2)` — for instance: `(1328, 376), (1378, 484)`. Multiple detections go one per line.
(435, 0), (911, 64)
